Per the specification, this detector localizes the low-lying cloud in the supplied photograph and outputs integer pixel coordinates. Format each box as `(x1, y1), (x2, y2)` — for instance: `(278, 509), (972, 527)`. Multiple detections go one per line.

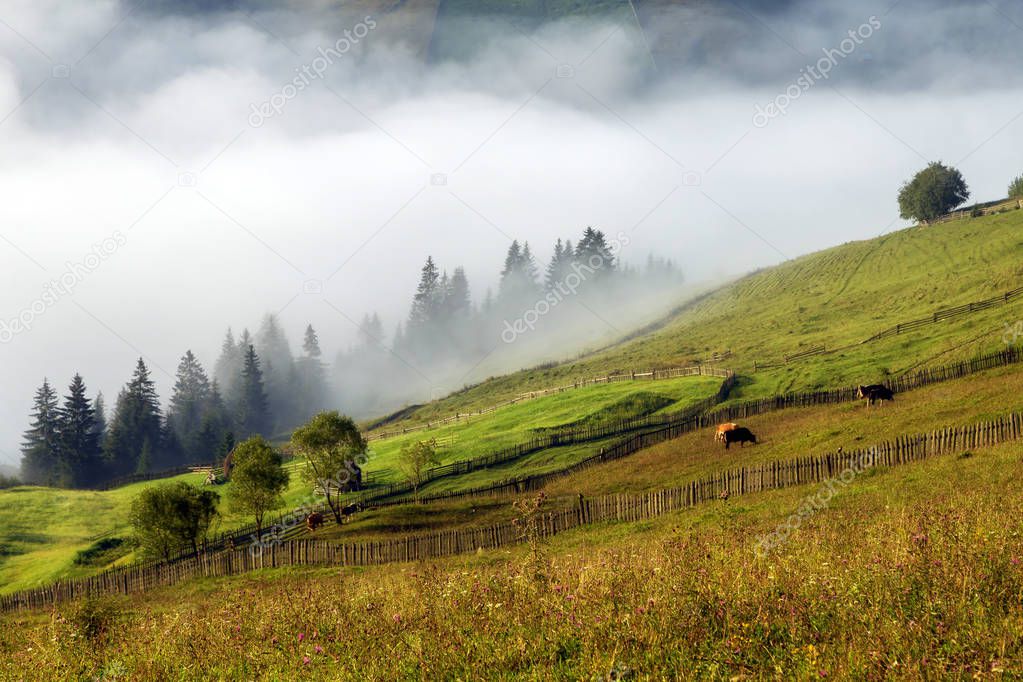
(1, 0), (1022, 463)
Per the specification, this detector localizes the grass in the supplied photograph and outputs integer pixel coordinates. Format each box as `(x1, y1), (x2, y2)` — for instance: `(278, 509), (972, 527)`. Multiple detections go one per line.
(311, 360), (1023, 544)
(4, 436), (1021, 679)
(360, 374), (721, 485)
(545, 361), (1023, 496)
(0, 459), (313, 595)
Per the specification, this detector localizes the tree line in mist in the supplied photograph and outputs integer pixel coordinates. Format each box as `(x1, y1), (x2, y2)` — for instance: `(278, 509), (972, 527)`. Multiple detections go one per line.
(18, 227), (681, 488)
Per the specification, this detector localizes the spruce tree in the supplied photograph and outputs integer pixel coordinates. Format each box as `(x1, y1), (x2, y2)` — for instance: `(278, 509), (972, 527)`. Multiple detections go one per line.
(297, 324), (328, 419)
(213, 328), (243, 406)
(57, 374), (101, 487)
(521, 242), (540, 290)
(302, 324), (322, 358)
(167, 350), (212, 461)
(575, 227), (615, 278)
(104, 359), (163, 477)
(409, 256), (441, 330)
(448, 267), (472, 319)
(20, 379), (61, 485)
(236, 345), (270, 438)
(545, 238), (578, 291)
(499, 241), (523, 298)
(92, 392), (107, 443)
(256, 314), (296, 432)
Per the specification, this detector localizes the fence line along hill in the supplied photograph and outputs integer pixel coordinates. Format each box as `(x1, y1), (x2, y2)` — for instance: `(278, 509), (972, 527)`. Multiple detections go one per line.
(4, 405), (1021, 613)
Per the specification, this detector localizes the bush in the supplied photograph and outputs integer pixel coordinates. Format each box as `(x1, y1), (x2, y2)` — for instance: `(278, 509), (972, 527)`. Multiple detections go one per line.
(0, 474), (19, 489)
(897, 162), (970, 223)
(130, 481), (219, 560)
(1009, 174), (1023, 200)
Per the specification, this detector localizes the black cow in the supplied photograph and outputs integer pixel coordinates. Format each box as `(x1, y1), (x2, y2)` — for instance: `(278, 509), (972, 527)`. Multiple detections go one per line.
(723, 427), (757, 449)
(866, 386), (894, 406)
(856, 384), (886, 399)
(857, 384), (894, 406)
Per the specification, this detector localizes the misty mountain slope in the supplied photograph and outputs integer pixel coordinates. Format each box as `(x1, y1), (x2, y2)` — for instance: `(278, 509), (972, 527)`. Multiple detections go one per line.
(376, 207), (1023, 430)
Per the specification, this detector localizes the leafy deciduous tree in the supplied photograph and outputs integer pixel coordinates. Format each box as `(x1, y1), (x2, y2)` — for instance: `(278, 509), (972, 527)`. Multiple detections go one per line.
(290, 411), (367, 523)
(227, 436), (289, 536)
(130, 481), (220, 560)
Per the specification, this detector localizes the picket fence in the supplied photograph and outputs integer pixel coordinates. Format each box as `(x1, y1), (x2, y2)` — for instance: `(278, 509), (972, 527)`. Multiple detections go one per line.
(365, 365), (723, 441)
(4, 408), (1022, 613)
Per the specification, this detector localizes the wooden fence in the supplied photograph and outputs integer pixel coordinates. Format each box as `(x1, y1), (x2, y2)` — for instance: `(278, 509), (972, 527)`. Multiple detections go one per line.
(366, 365), (726, 441)
(348, 367), (735, 503)
(85, 346), (1023, 563)
(758, 285), (1023, 370)
(5, 409), (1022, 613)
(864, 286), (1023, 343)
(926, 197), (1022, 226)
(368, 345), (1023, 507)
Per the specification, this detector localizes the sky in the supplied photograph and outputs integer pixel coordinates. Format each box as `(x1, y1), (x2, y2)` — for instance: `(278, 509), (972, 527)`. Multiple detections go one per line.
(1, 0), (1022, 465)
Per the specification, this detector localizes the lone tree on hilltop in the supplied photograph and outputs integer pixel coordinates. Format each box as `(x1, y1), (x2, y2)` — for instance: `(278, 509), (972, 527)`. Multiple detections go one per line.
(898, 162), (970, 224)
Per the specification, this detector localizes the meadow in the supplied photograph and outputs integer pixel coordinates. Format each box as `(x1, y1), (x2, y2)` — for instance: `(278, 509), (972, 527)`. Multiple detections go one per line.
(360, 373), (723, 485)
(2, 437), (1020, 679)
(0, 375), (720, 595)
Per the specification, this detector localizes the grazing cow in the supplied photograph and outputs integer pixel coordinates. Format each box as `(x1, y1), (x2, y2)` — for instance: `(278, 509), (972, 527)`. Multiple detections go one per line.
(857, 384), (893, 405)
(306, 512), (325, 532)
(715, 423), (738, 442)
(722, 427), (757, 449)
(856, 384), (887, 401)
(863, 386), (894, 406)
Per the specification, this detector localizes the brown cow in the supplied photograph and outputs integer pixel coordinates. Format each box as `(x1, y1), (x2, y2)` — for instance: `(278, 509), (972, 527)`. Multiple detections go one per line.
(306, 512), (325, 532)
(715, 423), (738, 442)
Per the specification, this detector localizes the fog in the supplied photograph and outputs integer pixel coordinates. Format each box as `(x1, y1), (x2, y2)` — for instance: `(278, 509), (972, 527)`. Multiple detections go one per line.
(2, 0), (1022, 465)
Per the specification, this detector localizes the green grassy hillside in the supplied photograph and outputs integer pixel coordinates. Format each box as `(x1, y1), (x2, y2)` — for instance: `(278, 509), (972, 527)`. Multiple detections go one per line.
(386, 209), (1023, 426)
(0, 375), (719, 594)
(361, 374), (721, 483)
(0, 461), (315, 595)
